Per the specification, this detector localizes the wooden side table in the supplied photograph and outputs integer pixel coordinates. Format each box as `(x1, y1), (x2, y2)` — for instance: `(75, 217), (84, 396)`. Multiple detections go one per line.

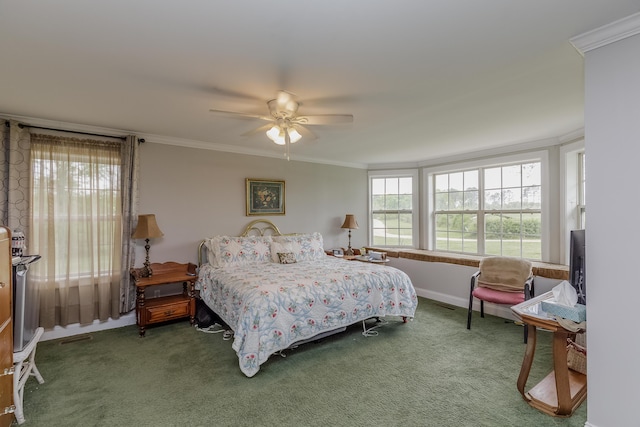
(131, 262), (197, 337)
(511, 292), (587, 417)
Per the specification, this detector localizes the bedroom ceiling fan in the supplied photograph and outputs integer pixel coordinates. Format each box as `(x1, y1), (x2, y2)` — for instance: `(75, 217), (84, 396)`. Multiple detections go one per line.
(209, 90), (354, 158)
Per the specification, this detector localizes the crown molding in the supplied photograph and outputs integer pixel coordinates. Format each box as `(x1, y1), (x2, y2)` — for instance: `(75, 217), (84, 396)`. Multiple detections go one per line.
(0, 113), (368, 169)
(142, 132), (369, 169)
(570, 12), (640, 55)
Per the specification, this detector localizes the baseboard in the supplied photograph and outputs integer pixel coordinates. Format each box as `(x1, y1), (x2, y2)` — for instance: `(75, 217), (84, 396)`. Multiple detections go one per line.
(40, 311), (137, 342)
(38, 289), (518, 342)
(417, 288), (517, 320)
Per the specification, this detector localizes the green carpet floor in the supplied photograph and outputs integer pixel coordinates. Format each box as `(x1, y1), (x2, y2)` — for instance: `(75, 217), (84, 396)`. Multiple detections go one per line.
(20, 298), (587, 426)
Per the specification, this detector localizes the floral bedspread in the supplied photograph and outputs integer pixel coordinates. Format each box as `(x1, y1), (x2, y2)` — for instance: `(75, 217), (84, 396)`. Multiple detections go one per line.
(196, 256), (418, 377)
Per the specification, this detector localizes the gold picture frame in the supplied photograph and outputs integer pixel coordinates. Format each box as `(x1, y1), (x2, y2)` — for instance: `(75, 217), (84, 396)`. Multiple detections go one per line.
(246, 179), (285, 216)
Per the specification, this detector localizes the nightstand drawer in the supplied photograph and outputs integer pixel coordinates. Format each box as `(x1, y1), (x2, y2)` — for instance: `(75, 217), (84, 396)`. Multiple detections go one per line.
(144, 295), (190, 323)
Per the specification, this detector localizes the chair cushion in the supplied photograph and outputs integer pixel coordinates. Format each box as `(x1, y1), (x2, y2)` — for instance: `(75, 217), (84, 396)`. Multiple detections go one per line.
(478, 256), (532, 292)
(472, 286), (525, 305)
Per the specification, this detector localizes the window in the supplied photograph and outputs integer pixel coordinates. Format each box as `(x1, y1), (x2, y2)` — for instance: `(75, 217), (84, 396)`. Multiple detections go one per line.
(578, 152), (586, 228)
(430, 158), (543, 260)
(31, 138), (122, 280)
(369, 170), (418, 247)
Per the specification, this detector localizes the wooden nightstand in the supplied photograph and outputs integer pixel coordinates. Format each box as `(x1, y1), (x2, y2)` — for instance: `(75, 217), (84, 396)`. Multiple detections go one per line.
(131, 262), (197, 337)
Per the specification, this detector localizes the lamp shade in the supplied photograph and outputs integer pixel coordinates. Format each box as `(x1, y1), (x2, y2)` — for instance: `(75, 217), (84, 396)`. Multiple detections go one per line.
(341, 214), (359, 230)
(132, 214), (164, 239)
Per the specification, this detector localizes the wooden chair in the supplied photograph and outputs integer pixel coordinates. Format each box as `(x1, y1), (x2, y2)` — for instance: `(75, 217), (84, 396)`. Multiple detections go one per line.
(467, 256), (534, 343)
(13, 327), (45, 424)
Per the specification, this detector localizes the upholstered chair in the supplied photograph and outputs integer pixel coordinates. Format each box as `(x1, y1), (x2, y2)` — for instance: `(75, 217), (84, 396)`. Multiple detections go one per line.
(467, 256), (534, 343)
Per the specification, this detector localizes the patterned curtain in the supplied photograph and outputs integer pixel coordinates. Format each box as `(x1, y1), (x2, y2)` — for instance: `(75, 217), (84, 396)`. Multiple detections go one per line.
(120, 135), (139, 313)
(0, 120), (31, 239)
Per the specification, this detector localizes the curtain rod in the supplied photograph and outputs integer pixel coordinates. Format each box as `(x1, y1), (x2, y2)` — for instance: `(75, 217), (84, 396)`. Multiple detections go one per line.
(16, 123), (131, 141)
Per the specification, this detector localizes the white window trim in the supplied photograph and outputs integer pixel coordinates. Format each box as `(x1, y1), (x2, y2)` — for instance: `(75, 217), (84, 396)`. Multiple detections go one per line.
(423, 150), (550, 261)
(368, 169), (419, 248)
(560, 139), (585, 264)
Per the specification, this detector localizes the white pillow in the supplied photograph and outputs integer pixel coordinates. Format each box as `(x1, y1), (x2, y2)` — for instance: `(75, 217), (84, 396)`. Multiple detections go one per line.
(208, 235), (273, 267)
(273, 232), (325, 261)
(270, 241), (294, 263)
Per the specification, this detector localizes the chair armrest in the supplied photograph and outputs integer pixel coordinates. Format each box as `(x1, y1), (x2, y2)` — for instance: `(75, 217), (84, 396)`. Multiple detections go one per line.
(524, 276), (535, 300)
(470, 270), (481, 291)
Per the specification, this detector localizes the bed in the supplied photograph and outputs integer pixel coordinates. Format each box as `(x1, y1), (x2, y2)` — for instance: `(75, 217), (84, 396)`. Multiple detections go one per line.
(195, 220), (418, 377)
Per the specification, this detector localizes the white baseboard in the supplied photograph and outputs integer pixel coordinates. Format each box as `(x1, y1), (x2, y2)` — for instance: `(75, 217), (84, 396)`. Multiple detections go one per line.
(38, 288), (518, 342)
(40, 311), (137, 342)
(417, 288), (517, 320)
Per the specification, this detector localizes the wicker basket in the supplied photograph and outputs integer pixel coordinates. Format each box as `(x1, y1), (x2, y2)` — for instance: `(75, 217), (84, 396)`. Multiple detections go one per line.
(567, 338), (587, 375)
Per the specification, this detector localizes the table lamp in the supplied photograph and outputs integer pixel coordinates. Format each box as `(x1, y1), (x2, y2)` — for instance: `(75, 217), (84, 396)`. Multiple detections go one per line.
(132, 214), (164, 277)
(341, 214), (359, 256)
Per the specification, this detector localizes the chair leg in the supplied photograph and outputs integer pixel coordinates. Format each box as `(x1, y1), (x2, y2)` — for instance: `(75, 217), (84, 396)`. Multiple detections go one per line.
(524, 324), (528, 344)
(480, 300), (485, 318)
(467, 292), (474, 329)
(13, 360), (25, 424)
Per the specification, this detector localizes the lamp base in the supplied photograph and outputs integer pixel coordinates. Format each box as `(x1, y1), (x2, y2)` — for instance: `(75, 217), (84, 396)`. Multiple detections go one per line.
(138, 264), (153, 278)
(345, 229), (355, 256)
(140, 239), (153, 277)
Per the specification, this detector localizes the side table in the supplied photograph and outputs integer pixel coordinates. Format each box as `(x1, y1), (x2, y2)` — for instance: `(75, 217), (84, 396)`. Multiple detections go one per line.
(511, 292), (587, 417)
(131, 262), (197, 337)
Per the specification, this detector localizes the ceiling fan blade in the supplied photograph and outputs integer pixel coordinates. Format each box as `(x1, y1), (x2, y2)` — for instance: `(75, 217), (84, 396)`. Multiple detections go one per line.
(241, 123), (275, 137)
(208, 87), (264, 102)
(302, 94), (358, 107)
(293, 124), (317, 141)
(295, 114), (354, 125)
(209, 109), (272, 121)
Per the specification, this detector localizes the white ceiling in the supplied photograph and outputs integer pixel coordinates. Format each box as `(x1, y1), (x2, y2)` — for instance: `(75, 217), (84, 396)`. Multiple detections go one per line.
(1, 1), (639, 168)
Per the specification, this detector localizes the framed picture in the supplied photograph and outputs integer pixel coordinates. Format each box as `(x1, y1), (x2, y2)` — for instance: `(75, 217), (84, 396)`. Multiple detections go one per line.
(246, 179), (285, 216)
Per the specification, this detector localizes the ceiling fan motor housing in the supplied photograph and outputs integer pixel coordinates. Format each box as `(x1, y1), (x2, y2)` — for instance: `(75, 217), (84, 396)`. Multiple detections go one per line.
(267, 97), (299, 119)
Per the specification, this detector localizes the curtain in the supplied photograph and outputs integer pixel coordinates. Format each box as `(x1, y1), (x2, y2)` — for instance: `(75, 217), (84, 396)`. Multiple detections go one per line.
(120, 135), (139, 313)
(0, 120), (31, 236)
(29, 133), (126, 327)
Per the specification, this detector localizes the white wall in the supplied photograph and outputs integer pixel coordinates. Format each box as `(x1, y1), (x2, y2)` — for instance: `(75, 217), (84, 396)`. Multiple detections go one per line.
(136, 142), (368, 266)
(582, 28), (640, 427)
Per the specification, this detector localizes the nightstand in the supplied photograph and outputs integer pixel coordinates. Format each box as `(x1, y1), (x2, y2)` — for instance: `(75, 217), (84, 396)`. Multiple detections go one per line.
(131, 262), (197, 337)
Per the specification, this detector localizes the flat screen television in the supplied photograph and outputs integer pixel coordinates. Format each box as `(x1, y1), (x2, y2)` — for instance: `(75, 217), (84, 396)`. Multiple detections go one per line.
(569, 229), (586, 305)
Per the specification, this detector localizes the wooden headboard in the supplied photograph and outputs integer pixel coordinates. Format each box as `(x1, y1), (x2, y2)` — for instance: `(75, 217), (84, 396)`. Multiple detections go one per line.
(197, 219), (282, 267)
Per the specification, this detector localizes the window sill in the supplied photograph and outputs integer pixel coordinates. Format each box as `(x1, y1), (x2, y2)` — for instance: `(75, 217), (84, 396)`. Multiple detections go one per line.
(365, 247), (569, 281)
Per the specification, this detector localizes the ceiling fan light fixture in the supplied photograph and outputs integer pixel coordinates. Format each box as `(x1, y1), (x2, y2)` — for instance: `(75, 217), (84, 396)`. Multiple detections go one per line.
(288, 128), (302, 143)
(266, 125), (286, 145)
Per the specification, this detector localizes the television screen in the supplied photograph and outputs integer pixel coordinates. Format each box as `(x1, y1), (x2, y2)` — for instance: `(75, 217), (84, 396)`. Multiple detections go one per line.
(569, 229), (586, 305)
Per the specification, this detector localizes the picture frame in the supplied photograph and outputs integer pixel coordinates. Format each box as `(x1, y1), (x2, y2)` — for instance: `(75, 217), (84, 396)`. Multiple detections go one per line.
(246, 179), (285, 216)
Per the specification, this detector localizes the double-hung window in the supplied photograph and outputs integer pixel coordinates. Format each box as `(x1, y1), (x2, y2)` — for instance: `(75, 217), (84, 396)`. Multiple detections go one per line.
(428, 153), (546, 260)
(578, 152), (586, 228)
(368, 170), (418, 247)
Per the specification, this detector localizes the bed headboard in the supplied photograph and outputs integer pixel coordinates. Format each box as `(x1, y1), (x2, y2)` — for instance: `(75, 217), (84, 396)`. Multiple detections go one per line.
(240, 219), (282, 237)
(197, 219), (283, 267)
